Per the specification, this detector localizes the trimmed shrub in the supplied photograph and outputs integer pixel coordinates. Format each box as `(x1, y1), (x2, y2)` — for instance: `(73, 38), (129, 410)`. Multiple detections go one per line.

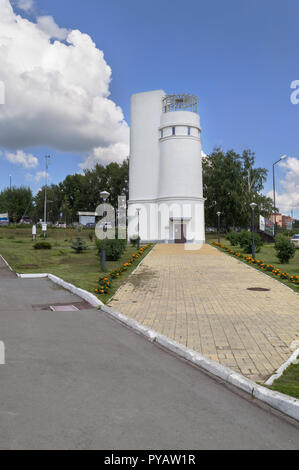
(96, 238), (126, 261)
(274, 234), (296, 264)
(239, 231), (263, 254)
(34, 241), (52, 250)
(226, 231), (240, 246)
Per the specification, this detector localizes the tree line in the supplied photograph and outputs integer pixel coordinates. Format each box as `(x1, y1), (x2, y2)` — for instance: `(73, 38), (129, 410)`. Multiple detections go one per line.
(0, 150), (278, 228)
(0, 160), (129, 223)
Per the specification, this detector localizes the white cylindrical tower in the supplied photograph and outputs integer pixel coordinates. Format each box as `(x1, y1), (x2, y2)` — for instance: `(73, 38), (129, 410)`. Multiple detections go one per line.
(128, 91), (205, 244)
(157, 94), (205, 243)
(158, 95), (203, 200)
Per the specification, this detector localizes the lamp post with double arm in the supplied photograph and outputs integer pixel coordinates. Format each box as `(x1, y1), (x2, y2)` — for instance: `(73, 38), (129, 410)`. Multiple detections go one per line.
(272, 155), (287, 236)
(250, 202), (257, 259)
(216, 212), (221, 243)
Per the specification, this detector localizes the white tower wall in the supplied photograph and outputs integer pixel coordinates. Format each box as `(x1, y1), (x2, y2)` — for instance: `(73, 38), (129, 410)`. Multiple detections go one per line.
(158, 111), (203, 199)
(129, 90), (165, 200)
(128, 91), (205, 244)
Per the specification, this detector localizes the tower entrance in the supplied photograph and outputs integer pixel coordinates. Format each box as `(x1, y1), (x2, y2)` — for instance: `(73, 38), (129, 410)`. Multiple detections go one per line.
(174, 222), (186, 244)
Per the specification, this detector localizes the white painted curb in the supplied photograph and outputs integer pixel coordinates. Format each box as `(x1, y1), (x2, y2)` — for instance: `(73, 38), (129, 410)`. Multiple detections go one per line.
(17, 272), (103, 308)
(0, 254), (14, 272)
(265, 347), (299, 386)
(101, 304), (299, 422)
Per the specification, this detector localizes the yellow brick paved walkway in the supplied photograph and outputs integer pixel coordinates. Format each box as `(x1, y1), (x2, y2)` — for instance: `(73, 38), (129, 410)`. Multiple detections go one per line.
(108, 244), (299, 382)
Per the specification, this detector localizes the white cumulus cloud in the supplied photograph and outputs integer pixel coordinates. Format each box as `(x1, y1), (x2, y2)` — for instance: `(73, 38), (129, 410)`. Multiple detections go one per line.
(267, 157), (299, 216)
(5, 149), (38, 168)
(15, 0), (33, 12)
(80, 142), (129, 169)
(35, 171), (49, 183)
(0, 0), (129, 168)
(36, 16), (69, 40)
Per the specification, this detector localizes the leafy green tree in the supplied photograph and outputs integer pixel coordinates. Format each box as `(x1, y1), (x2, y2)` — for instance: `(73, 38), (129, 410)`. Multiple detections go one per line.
(0, 186), (33, 222)
(203, 149), (273, 230)
(55, 159), (129, 221)
(34, 184), (64, 223)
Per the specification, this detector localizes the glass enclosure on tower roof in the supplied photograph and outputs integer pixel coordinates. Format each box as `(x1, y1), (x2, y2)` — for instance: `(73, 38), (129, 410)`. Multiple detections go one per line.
(162, 94), (199, 114)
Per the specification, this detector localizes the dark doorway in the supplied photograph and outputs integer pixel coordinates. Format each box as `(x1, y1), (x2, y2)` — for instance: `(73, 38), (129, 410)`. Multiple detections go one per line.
(174, 223), (186, 243)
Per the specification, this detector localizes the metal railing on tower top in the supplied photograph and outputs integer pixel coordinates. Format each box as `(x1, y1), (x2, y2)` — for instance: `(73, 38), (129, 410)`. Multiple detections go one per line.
(162, 94), (199, 114)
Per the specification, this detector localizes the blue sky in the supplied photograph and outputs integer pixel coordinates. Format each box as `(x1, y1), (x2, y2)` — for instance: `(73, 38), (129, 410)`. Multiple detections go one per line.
(1, 0), (299, 216)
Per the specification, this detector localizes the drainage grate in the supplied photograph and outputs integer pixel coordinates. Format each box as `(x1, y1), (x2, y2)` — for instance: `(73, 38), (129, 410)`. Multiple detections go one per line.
(50, 305), (79, 311)
(247, 287), (270, 292)
(32, 301), (94, 311)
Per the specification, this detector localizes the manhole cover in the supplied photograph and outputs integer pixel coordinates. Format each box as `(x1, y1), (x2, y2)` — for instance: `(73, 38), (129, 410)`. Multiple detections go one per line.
(50, 305), (79, 311)
(247, 287), (270, 292)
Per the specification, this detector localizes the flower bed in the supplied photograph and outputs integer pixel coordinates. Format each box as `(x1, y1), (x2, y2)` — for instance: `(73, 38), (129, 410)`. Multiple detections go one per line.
(212, 242), (299, 286)
(94, 243), (153, 296)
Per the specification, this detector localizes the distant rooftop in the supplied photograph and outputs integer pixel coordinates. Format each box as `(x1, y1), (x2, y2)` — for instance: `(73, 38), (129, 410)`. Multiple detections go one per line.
(162, 94), (199, 114)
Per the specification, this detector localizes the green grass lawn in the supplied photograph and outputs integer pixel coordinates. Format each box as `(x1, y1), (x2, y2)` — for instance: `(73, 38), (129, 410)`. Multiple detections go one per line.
(206, 233), (299, 292)
(267, 361), (299, 399)
(0, 227), (151, 302)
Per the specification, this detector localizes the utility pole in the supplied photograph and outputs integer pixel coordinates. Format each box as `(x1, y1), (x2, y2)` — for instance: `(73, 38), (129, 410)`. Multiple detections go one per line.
(43, 155), (50, 238)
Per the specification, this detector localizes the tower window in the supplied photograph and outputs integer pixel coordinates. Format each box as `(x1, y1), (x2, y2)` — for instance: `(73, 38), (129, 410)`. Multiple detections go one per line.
(172, 127), (175, 135)
(160, 129), (163, 138)
(188, 127), (191, 136)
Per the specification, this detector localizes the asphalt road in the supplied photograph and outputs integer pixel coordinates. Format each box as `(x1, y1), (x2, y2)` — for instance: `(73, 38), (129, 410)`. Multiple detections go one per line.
(0, 261), (298, 449)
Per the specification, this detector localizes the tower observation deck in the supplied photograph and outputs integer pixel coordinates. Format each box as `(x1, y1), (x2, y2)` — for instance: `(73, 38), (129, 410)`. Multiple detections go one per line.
(162, 94), (199, 114)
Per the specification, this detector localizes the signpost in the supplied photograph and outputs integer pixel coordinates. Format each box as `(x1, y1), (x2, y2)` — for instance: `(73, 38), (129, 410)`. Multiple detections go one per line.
(42, 223), (47, 238)
(259, 215), (274, 237)
(0, 213), (9, 226)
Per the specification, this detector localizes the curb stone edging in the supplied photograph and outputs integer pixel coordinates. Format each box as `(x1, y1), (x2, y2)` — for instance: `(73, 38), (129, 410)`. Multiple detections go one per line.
(265, 347), (299, 386)
(0, 254), (14, 272)
(101, 304), (299, 422)
(17, 272), (103, 308)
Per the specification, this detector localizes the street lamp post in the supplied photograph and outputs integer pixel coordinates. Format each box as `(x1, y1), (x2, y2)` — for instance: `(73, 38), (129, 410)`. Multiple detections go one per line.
(216, 212), (221, 243)
(272, 155), (287, 236)
(250, 203), (257, 259)
(9, 174), (12, 191)
(100, 190), (110, 271)
(43, 155), (50, 239)
(136, 208), (141, 250)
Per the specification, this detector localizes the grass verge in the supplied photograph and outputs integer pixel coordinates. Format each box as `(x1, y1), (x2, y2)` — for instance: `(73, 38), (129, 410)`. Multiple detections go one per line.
(0, 227), (153, 300)
(266, 360), (299, 399)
